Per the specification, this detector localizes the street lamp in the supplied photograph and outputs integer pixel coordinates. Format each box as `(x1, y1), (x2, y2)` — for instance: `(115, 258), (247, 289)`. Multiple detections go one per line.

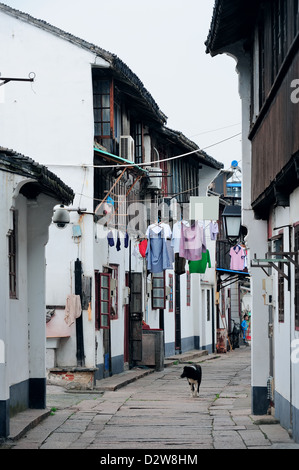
(222, 204), (241, 244)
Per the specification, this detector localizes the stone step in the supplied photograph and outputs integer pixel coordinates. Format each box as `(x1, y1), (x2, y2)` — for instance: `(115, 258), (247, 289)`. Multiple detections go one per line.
(165, 349), (209, 365)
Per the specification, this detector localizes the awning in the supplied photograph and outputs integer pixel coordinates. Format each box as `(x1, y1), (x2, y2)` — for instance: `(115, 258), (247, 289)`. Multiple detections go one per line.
(216, 267), (250, 290)
(250, 252), (299, 285)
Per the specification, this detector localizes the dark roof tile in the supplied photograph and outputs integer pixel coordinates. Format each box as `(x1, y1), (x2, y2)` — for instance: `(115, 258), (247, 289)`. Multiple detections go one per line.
(0, 146), (74, 204)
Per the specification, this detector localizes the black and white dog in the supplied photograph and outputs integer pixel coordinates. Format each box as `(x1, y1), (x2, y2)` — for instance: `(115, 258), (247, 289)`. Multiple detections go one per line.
(180, 364), (202, 397)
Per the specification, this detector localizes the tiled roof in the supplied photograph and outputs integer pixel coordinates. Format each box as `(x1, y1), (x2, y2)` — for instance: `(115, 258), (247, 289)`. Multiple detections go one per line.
(159, 126), (224, 170)
(205, 0), (260, 56)
(0, 2), (167, 125)
(0, 147), (74, 204)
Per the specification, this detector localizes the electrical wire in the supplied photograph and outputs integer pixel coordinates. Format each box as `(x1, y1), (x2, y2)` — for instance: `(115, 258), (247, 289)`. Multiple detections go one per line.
(45, 132), (241, 170)
(189, 122), (241, 138)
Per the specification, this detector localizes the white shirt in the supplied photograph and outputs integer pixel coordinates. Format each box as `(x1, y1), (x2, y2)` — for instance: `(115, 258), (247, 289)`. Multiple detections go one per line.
(146, 222), (172, 239)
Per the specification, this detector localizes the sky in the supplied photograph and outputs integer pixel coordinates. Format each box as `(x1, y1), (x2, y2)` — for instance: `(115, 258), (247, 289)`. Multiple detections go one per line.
(2, 0), (242, 170)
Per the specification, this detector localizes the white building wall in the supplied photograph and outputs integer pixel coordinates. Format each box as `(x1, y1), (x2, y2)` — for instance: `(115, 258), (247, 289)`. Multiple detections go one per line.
(0, 10), (220, 377)
(272, 190), (299, 425)
(0, 173), (29, 403)
(0, 12), (103, 371)
(0, 166), (61, 439)
(8, 192), (29, 387)
(290, 188), (299, 417)
(235, 47), (270, 412)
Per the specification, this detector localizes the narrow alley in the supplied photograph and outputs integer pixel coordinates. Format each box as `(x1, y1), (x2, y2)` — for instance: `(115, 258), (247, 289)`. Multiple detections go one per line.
(2, 346), (299, 451)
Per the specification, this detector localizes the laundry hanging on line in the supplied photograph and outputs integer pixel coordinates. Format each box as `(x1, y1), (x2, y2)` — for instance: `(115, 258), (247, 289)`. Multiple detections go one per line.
(145, 225), (172, 273)
(188, 249), (211, 274)
(209, 221), (219, 240)
(179, 221), (207, 261)
(64, 294), (82, 326)
(229, 244), (247, 271)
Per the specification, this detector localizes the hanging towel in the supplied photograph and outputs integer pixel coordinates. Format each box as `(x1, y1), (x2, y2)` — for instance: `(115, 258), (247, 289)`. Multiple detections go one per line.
(64, 294), (82, 326)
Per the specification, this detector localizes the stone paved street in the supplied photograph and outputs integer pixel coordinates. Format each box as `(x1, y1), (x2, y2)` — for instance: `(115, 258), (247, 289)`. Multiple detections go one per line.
(2, 346), (299, 451)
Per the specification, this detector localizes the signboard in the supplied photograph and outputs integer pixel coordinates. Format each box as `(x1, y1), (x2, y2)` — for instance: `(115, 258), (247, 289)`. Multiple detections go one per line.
(189, 196), (219, 221)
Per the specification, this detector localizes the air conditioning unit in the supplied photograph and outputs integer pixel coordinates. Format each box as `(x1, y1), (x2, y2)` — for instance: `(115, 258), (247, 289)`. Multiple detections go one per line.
(120, 135), (135, 162)
(147, 167), (162, 190)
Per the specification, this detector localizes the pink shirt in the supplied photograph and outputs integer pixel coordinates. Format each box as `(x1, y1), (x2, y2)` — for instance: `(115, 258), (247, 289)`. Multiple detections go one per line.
(229, 245), (246, 271)
(179, 222), (206, 261)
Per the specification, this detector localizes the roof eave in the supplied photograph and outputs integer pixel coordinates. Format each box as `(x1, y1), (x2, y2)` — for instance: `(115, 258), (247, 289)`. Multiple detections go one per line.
(0, 147), (74, 204)
(205, 0), (260, 56)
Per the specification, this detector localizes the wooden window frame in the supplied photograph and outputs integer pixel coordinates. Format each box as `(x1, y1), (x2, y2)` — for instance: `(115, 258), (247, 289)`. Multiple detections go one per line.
(104, 264), (119, 320)
(258, 9), (265, 108)
(271, 0), (288, 81)
(152, 271), (166, 310)
(93, 78), (114, 140)
(134, 122), (144, 165)
(207, 289), (211, 322)
(95, 272), (111, 330)
(294, 0), (299, 37)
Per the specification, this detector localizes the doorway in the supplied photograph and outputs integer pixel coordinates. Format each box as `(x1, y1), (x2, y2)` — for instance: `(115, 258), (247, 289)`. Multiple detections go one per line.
(124, 272), (130, 366)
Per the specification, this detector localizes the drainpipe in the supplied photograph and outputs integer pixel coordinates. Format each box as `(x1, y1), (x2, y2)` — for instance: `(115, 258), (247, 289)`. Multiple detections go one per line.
(75, 258), (85, 366)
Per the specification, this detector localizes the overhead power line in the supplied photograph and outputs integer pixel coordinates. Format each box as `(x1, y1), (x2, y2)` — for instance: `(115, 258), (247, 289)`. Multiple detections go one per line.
(46, 132), (242, 170)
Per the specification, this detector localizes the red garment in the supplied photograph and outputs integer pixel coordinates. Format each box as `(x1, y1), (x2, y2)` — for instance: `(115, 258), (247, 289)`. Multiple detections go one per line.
(139, 239), (147, 257)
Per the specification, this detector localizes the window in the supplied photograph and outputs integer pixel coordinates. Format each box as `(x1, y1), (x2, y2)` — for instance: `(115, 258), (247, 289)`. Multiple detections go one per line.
(93, 162), (127, 231)
(96, 272), (110, 329)
(271, 0), (288, 81)
(295, 0), (299, 37)
(258, 10), (265, 108)
(168, 274), (173, 312)
(8, 211), (17, 299)
(93, 79), (113, 139)
(152, 271), (165, 309)
(104, 264), (119, 320)
(134, 123), (143, 164)
(186, 271), (191, 306)
(207, 289), (211, 321)
(295, 225), (299, 330)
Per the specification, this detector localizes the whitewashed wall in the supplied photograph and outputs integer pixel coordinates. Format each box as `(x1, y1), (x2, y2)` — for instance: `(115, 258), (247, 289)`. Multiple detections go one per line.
(0, 12), (101, 370)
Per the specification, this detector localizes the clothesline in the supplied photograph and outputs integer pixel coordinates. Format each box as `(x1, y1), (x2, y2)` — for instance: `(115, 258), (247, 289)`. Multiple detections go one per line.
(123, 220), (219, 275)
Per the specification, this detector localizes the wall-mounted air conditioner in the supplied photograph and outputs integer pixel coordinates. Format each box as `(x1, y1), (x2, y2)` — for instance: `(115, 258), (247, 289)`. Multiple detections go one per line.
(120, 135), (135, 162)
(147, 167), (162, 190)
